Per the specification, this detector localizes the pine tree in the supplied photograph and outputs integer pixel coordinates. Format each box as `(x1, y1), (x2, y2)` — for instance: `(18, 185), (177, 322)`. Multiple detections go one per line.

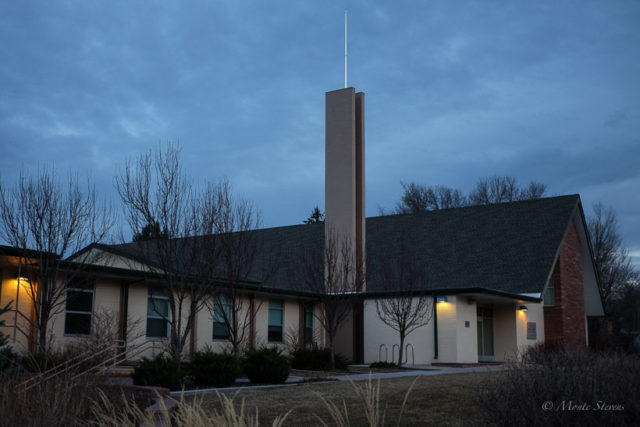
(303, 206), (324, 224)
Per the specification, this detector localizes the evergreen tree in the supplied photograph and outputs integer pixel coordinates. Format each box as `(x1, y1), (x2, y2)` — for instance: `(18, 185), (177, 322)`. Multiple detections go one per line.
(303, 206), (324, 224)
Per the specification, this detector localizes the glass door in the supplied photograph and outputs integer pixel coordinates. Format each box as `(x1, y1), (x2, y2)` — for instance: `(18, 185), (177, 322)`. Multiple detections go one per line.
(477, 307), (494, 361)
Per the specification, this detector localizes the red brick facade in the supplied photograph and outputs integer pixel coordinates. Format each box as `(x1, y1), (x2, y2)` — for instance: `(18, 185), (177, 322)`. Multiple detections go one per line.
(544, 220), (587, 348)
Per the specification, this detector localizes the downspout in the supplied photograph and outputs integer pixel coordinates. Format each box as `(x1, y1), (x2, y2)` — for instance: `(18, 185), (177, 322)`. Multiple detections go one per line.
(121, 281), (129, 355)
(433, 296), (438, 360)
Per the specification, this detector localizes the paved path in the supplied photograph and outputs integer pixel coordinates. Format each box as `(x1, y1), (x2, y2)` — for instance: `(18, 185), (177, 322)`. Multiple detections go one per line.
(328, 364), (506, 382)
(170, 364), (506, 397)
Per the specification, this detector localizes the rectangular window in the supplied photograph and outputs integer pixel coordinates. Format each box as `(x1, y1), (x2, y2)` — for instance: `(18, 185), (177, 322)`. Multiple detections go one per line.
(147, 286), (169, 338)
(527, 322), (537, 340)
(64, 278), (94, 335)
(303, 302), (314, 347)
(213, 294), (232, 340)
(543, 279), (555, 306)
(268, 299), (284, 342)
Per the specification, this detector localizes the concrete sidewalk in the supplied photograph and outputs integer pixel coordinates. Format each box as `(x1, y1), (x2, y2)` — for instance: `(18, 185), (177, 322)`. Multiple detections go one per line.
(170, 364), (506, 397)
(328, 364), (506, 382)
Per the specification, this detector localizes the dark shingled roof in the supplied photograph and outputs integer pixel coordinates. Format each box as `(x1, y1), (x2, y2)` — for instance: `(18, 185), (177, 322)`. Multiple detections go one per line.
(364, 194), (580, 295)
(91, 195), (581, 298)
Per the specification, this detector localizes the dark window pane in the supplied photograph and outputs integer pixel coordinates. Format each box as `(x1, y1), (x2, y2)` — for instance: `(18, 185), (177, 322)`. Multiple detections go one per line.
(304, 327), (313, 346)
(65, 313), (91, 335)
(147, 298), (169, 317)
(268, 325), (283, 342)
(66, 290), (93, 312)
(213, 322), (230, 339)
(146, 318), (167, 338)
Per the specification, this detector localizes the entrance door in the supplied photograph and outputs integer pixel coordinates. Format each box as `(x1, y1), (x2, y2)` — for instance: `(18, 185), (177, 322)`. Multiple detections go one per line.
(477, 307), (494, 361)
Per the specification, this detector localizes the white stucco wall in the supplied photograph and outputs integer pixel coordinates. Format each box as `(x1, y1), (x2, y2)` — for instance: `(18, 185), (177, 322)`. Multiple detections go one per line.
(48, 278), (123, 352)
(515, 302), (545, 353)
(363, 297), (436, 365)
(253, 295), (299, 350)
(435, 297), (458, 363)
(0, 269), (34, 353)
(493, 305), (517, 361)
(455, 298), (478, 363)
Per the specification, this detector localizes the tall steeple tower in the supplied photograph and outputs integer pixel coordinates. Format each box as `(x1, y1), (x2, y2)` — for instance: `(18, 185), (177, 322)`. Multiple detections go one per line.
(325, 87), (365, 288)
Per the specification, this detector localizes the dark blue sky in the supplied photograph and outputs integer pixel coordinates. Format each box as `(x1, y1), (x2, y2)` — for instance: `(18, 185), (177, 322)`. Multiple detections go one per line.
(1, 1), (639, 267)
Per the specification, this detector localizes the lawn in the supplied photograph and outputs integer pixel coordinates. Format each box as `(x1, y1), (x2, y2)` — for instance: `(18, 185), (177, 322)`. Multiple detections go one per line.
(193, 371), (499, 426)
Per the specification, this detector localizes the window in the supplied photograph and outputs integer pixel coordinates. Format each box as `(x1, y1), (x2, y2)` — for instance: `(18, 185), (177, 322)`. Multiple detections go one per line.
(147, 286), (169, 338)
(213, 294), (232, 340)
(268, 299), (284, 342)
(303, 302), (314, 347)
(543, 279), (555, 306)
(64, 278), (94, 335)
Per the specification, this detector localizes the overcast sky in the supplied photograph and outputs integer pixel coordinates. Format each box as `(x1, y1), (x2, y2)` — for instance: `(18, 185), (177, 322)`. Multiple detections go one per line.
(1, 1), (639, 267)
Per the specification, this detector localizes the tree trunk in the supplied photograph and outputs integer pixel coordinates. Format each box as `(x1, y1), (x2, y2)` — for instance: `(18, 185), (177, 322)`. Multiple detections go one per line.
(398, 334), (405, 367)
(329, 335), (335, 370)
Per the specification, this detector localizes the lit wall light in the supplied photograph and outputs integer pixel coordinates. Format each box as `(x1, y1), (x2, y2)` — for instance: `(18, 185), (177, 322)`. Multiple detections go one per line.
(518, 305), (528, 312)
(17, 277), (30, 283)
(436, 296), (448, 303)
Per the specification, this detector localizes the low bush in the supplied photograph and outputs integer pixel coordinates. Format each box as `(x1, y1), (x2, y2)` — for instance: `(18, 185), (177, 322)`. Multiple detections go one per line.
(291, 348), (349, 371)
(189, 349), (241, 387)
(132, 354), (186, 390)
(478, 347), (640, 426)
(244, 347), (290, 384)
(369, 361), (397, 369)
(20, 351), (67, 373)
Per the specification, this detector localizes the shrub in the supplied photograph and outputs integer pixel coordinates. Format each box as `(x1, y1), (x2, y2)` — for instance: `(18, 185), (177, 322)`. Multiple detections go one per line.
(243, 347), (290, 384)
(369, 361), (397, 369)
(291, 348), (349, 371)
(478, 347), (640, 426)
(20, 351), (67, 373)
(189, 349), (241, 387)
(132, 354), (186, 390)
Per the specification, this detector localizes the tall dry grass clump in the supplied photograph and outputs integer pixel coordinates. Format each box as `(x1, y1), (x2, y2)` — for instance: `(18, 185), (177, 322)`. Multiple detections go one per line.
(0, 373), (105, 426)
(478, 346), (640, 426)
(88, 390), (291, 427)
(314, 374), (418, 426)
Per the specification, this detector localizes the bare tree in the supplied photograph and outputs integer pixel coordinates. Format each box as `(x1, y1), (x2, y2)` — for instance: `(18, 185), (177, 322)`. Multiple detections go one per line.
(297, 227), (363, 369)
(372, 239), (433, 366)
(395, 182), (466, 214)
(115, 144), (226, 359)
(468, 175), (546, 205)
(588, 203), (636, 310)
(395, 176), (547, 215)
(210, 183), (264, 357)
(0, 169), (113, 354)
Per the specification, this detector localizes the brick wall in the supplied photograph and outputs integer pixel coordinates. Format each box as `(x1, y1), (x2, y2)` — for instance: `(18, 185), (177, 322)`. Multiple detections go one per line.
(544, 220), (587, 348)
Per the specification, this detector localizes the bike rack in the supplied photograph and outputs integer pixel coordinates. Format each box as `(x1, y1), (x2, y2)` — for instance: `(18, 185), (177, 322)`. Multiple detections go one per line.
(404, 343), (415, 366)
(378, 344), (388, 362)
(392, 344), (399, 364)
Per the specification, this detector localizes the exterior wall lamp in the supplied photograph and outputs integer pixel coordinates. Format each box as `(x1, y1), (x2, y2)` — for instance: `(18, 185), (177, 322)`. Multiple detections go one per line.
(436, 296), (448, 303)
(518, 305), (528, 312)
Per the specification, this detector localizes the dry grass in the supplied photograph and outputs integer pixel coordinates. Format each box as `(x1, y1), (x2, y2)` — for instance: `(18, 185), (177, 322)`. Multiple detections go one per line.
(195, 372), (497, 426)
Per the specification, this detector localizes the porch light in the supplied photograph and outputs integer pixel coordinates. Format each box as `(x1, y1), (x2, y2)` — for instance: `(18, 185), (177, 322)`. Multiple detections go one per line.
(436, 296), (448, 303)
(17, 277), (30, 283)
(518, 305), (528, 312)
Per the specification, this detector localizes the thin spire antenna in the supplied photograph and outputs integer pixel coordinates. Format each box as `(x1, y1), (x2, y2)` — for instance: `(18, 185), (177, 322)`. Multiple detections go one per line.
(344, 9), (348, 88)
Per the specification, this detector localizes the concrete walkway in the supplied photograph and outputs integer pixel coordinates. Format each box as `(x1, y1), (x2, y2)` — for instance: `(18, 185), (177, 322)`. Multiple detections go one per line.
(328, 364), (506, 382)
(170, 364), (506, 397)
